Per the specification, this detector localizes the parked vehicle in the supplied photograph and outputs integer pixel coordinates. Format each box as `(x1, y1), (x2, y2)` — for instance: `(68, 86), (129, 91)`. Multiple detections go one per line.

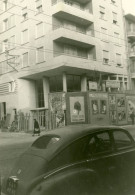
(2, 126), (135, 195)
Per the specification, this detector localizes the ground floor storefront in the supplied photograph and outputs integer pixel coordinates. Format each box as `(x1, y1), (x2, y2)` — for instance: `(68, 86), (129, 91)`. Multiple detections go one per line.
(1, 91), (135, 132)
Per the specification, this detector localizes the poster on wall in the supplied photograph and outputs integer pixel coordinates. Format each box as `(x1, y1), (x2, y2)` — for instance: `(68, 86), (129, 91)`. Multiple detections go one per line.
(70, 96), (85, 122)
(126, 96), (135, 123)
(110, 110), (117, 124)
(109, 94), (116, 124)
(49, 93), (66, 112)
(109, 95), (116, 110)
(117, 109), (126, 121)
(116, 94), (127, 125)
(49, 93), (66, 127)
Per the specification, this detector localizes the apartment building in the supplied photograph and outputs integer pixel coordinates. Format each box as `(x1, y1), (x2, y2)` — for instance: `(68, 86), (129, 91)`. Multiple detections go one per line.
(124, 14), (135, 90)
(0, 0), (128, 125)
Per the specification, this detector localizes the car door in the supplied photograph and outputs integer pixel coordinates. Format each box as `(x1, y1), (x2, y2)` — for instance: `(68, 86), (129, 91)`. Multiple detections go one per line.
(84, 130), (121, 194)
(44, 136), (102, 195)
(111, 129), (135, 194)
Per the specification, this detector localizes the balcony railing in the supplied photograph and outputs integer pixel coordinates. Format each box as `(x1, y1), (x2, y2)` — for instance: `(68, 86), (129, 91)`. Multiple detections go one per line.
(53, 25), (94, 37)
(53, 51), (96, 61)
(52, 0), (91, 13)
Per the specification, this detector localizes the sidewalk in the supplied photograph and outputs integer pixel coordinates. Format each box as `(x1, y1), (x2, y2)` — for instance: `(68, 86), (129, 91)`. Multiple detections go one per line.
(0, 124), (135, 147)
(0, 130), (48, 147)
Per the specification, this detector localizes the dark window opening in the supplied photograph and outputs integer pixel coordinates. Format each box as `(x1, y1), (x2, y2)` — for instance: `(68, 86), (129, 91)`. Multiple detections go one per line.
(49, 75), (63, 92)
(67, 75), (81, 92)
(37, 79), (44, 108)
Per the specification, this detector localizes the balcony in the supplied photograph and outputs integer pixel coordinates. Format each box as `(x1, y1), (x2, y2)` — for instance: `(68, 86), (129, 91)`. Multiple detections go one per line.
(129, 51), (135, 59)
(73, 0), (91, 4)
(127, 31), (135, 41)
(53, 26), (95, 48)
(52, 0), (93, 26)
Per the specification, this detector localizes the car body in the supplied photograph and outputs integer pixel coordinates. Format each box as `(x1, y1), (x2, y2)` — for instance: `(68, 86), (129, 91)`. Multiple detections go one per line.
(2, 125), (135, 195)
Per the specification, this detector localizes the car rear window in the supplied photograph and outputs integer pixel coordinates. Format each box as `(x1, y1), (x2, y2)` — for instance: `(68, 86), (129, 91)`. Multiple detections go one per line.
(32, 135), (60, 149)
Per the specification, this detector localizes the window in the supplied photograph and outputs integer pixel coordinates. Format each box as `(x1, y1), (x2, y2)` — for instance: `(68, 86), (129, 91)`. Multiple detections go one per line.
(36, 47), (44, 63)
(9, 81), (16, 92)
(63, 20), (76, 31)
(64, 44), (77, 56)
(3, 18), (8, 31)
(36, 0), (42, 13)
(22, 29), (28, 44)
(3, 0), (12, 10)
(128, 22), (135, 32)
(113, 12), (117, 24)
(3, 39), (8, 52)
(101, 27), (108, 41)
(36, 79), (44, 107)
(9, 35), (15, 49)
(49, 75), (63, 92)
(87, 132), (112, 155)
(113, 130), (133, 150)
(22, 52), (28, 67)
(36, 22), (43, 38)
(103, 50), (109, 64)
(3, 0), (8, 11)
(32, 135), (60, 149)
(48, 136), (89, 171)
(3, 15), (15, 31)
(99, 6), (105, 19)
(22, 7), (28, 21)
(116, 53), (121, 66)
(67, 75), (81, 92)
(114, 32), (119, 45)
(9, 15), (15, 28)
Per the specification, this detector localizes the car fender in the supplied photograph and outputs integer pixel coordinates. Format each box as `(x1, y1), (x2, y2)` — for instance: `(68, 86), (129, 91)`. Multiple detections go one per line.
(29, 167), (101, 195)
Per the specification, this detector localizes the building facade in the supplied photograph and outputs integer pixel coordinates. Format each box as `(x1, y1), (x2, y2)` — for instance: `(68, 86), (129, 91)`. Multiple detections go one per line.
(124, 14), (135, 90)
(0, 0), (128, 128)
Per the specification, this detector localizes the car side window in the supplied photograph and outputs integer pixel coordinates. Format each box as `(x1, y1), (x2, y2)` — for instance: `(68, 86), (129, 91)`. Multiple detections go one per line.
(48, 136), (89, 171)
(85, 131), (112, 157)
(113, 130), (133, 150)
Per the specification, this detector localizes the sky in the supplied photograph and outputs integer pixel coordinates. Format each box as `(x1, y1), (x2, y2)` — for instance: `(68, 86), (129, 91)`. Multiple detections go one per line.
(122, 0), (135, 15)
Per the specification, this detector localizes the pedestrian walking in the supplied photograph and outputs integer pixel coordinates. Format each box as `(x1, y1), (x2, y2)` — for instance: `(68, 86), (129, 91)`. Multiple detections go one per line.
(33, 119), (40, 136)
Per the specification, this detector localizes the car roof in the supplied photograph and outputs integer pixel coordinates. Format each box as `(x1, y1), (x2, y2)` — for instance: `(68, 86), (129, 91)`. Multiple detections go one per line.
(27, 125), (127, 162)
(44, 125), (126, 141)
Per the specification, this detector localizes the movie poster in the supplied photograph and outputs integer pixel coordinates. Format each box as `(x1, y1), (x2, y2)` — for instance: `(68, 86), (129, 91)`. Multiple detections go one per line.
(70, 96), (85, 122)
(126, 96), (135, 123)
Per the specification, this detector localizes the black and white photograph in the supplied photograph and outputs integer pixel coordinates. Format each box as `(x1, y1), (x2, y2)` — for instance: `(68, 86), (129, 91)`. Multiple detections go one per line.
(1, 0), (135, 194)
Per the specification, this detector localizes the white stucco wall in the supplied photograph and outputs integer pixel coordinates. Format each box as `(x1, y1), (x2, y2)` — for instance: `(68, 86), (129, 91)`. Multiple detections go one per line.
(18, 79), (36, 112)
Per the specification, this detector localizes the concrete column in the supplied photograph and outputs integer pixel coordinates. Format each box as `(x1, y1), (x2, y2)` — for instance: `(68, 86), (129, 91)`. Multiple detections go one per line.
(81, 74), (87, 92)
(63, 72), (67, 92)
(43, 77), (50, 109)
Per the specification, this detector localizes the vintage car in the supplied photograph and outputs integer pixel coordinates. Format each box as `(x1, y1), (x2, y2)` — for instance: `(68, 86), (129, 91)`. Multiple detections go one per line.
(2, 126), (135, 195)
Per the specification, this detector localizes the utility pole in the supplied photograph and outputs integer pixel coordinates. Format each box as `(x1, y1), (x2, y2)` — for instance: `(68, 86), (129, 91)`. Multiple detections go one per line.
(5, 48), (19, 72)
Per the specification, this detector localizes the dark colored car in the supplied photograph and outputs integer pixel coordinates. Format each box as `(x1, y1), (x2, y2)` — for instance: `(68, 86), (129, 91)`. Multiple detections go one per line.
(2, 126), (135, 195)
